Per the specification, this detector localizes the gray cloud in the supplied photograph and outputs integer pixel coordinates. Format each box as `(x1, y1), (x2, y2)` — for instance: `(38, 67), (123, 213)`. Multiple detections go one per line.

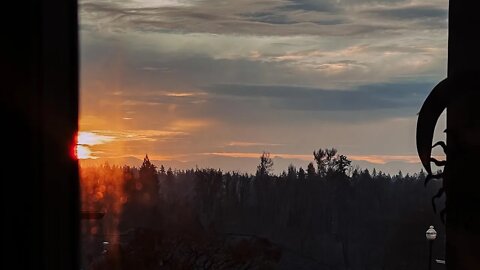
(81, 29), (446, 92)
(241, 10), (349, 25)
(80, 26), (445, 130)
(365, 5), (448, 20)
(281, 0), (339, 12)
(271, 0), (410, 13)
(206, 81), (435, 111)
(80, 0), (446, 37)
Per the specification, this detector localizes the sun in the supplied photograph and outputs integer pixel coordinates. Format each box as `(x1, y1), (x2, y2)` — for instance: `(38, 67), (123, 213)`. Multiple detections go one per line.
(74, 131), (114, 159)
(76, 145), (93, 159)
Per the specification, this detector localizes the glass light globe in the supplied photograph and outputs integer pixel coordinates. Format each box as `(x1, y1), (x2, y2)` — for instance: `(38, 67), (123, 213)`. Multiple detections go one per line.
(426, 225), (437, 241)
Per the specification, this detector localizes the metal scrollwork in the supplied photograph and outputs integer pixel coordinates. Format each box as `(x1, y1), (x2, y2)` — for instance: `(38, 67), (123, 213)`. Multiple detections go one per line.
(416, 78), (450, 223)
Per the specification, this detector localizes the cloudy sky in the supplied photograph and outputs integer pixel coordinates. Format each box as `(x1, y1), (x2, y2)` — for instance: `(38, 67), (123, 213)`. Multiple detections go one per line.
(79, 0), (448, 174)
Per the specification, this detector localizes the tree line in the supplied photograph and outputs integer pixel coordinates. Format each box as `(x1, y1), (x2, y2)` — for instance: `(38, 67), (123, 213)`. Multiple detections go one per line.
(81, 149), (445, 270)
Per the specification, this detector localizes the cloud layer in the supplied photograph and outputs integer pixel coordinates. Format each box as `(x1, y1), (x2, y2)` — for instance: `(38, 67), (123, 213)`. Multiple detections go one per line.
(79, 0), (448, 173)
(80, 0), (447, 36)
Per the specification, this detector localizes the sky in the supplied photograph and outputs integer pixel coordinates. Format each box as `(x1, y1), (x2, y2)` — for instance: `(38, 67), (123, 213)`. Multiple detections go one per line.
(79, 0), (448, 174)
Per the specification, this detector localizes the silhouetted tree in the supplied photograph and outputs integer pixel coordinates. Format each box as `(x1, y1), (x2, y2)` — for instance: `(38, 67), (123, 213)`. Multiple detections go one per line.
(138, 154), (159, 203)
(306, 162), (316, 179)
(334, 154), (351, 175)
(256, 152), (273, 177)
(314, 148), (338, 176)
(298, 167), (306, 182)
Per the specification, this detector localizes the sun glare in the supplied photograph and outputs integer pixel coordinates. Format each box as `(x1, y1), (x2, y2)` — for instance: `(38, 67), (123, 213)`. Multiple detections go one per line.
(74, 131), (114, 159)
(76, 145), (94, 159)
(78, 131), (114, 146)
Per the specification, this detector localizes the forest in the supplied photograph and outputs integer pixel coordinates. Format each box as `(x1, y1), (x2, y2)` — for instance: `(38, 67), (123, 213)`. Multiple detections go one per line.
(80, 148), (445, 270)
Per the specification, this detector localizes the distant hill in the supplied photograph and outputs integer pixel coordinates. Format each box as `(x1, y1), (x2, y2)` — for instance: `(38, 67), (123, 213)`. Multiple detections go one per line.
(80, 154), (423, 175)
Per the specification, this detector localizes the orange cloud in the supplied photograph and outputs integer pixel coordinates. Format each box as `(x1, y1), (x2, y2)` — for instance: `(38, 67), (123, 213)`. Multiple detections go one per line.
(164, 91), (206, 97)
(167, 119), (213, 131)
(207, 152), (312, 160)
(207, 152), (437, 165)
(348, 155), (441, 164)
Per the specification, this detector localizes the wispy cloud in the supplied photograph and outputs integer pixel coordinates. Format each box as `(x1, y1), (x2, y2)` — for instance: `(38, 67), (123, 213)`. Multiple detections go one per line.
(90, 129), (187, 142)
(165, 92), (197, 97)
(227, 141), (284, 147)
(350, 154), (446, 165)
(166, 119), (214, 131)
(349, 155), (420, 164)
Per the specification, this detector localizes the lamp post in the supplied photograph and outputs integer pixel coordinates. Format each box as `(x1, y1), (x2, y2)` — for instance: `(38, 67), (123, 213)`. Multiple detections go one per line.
(426, 225), (437, 270)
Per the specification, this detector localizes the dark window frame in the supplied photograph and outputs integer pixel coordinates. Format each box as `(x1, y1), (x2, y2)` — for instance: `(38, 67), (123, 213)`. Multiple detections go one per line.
(3, 0), (479, 269)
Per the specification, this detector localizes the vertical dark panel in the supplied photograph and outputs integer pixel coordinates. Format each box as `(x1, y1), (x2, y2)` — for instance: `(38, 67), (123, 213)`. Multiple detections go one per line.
(2, 1), (43, 269)
(446, 1), (480, 269)
(39, 0), (80, 269)
(2, 0), (79, 269)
